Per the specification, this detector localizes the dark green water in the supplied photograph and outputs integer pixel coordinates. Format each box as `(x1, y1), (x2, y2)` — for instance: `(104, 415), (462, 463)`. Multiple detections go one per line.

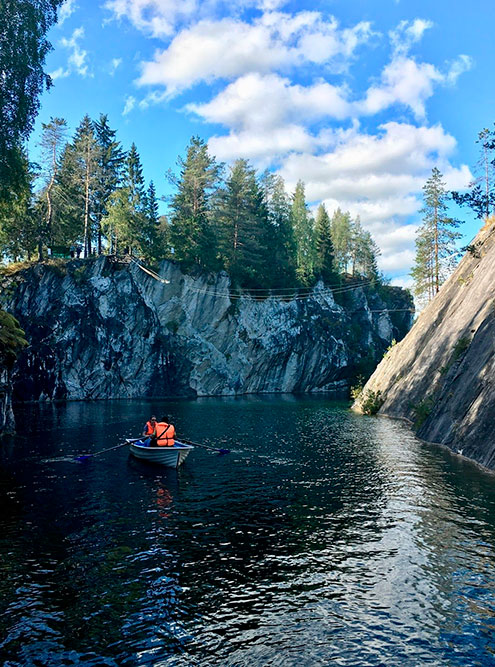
(1, 396), (495, 666)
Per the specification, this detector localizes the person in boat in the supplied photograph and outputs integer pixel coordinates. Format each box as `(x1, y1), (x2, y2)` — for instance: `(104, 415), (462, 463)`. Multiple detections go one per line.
(150, 417), (176, 447)
(142, 415), (157, 438)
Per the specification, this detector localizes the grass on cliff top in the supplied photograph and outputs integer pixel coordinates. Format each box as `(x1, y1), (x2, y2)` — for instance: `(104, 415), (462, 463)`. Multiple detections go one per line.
(0, 258), (72, 278)
(0, 260), (33, 276)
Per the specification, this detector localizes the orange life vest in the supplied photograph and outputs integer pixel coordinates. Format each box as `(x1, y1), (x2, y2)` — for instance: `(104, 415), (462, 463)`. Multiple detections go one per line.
(154, 422), (175, 447)
(144, 421), (155, 435)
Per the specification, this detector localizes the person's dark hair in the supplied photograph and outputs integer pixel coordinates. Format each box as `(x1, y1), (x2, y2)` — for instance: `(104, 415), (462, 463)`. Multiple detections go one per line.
(161, 416), (169, 423)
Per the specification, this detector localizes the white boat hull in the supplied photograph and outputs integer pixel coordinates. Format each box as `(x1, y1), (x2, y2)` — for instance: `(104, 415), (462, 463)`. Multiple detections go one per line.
(127, 440), (193, 468)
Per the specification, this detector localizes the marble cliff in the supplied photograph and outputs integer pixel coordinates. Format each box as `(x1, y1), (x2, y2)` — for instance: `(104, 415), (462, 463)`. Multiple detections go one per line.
(0, 258), (412, 413)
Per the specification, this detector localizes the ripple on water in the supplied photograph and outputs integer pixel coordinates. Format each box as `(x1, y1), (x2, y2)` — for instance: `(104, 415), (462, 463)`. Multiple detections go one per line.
(1, 398), (495, 665)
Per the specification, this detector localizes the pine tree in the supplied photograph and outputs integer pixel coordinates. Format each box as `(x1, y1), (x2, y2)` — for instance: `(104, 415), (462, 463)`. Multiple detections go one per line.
(168, 137), (221, 270)
(124, 143), (145, 206)
(101, 143), (150, 256)
(291, 180), (314, 284)
(215, 159), (271, 287)
(314, 203), (337, 284)
(261, 172), (297, 286)
(93, 114), (124, 254)
(53, 142), (85, 251)
(412, 167), (462, 303)
(453, 126), (495, 221)
(141, 181), (167, 261)
(349, 216), (380, 280)
(72, 115), (99, 257)
(37, 117), (67, 259)
(101, 187), (137, 255)
(330, 208), (352, 274)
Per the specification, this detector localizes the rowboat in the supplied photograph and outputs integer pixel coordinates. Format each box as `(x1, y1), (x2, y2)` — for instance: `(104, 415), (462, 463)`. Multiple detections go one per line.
(127, 439), (194, 468)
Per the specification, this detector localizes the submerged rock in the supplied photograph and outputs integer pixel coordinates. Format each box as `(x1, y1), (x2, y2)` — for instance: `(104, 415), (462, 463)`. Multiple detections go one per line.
(353, 222), (495, 469)
(0, 258), (412, 405)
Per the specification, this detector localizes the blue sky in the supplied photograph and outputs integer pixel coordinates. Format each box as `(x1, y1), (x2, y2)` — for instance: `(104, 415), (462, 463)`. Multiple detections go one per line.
(30, 0), (495, 286)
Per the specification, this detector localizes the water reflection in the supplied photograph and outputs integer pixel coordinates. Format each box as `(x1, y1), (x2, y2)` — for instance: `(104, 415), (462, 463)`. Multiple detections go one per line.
(0, 397), (495, 665)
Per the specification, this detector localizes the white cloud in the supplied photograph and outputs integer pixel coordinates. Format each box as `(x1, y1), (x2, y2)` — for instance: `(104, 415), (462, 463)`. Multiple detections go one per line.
(49, 66), (69, 80)
(104, 0), (197, 37)
(359, 57), (442, 119)
(110, 57), (123, 75)
(136, 12), (373, 95)
(103, 4), (473, 278)
(208, 125), (317, 165)
(59, 27), (89, 77)
(188, 73), (351, 130)
(446, 54), (473, 85)
(389, 18), (433, 56)
(58, 0), (78, 26)
(390, 275), (414, 290)
(123, 95), (137, 115)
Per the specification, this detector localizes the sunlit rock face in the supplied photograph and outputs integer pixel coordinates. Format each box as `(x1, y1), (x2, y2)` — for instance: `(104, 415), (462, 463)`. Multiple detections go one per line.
(1, 258), (412, 405)
(353, 222), (495, 469)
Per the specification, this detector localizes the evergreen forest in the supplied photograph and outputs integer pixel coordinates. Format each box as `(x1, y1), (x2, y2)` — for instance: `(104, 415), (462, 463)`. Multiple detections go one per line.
(0, 117), (384, 291)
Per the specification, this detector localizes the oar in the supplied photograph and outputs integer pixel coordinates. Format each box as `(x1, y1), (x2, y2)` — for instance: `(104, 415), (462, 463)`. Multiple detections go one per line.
(74, 438), (141, 461)
(181, 438), (230, 455)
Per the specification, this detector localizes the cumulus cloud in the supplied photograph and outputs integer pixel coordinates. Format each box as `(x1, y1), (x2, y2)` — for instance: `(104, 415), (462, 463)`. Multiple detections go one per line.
(103, 4), (473, 278)
(137, 12), (373, 95)
(358, 57), (442, 119)
(275, 122), (472, 271)
(59, 27), (90, 77)
(188, 73), (351, 130)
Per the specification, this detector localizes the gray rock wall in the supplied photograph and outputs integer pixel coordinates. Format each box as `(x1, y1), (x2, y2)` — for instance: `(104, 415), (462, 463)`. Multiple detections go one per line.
(353, 222), (495, 469)
(0, 366), (15, 434)
(1, 257), (412, 403)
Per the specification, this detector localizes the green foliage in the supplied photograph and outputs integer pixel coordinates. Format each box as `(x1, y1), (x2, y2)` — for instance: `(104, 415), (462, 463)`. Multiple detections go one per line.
(350, 375), (365, 400)
(360, 389), (384, 415)
(452, 336), (470, 360)
(37, 116), (68, 259)
(215, 159), (273, 288)
(168, 136), (221, 271)
(452, 127), (495, 220)
(383, 338), (397, 358)
(0, 309), (28, 367)
(93, 114), (125, 254)
(314, 203), (338, 285)
(0, 154), (38, 261)
(412, 167), (462, 306)
(330, 208), (352, 274)
(261, 171), (297, 287)
(291, 181), (315, 284)
(0, 0), (64, 199)
(412, 397), (435, 429)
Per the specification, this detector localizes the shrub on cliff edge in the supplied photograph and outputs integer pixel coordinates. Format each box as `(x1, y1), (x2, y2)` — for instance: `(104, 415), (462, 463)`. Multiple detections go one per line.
(0, 309), (27, 368)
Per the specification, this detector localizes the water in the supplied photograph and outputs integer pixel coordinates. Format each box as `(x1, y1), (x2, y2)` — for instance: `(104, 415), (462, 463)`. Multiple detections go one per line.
(1, 396), (495, 666)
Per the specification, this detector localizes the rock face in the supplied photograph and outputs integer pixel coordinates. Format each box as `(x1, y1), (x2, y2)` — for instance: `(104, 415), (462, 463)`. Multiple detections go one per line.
(0, 258), (412, 403)
(0, 366), (15, 434)
(353, 222), (495, 469)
